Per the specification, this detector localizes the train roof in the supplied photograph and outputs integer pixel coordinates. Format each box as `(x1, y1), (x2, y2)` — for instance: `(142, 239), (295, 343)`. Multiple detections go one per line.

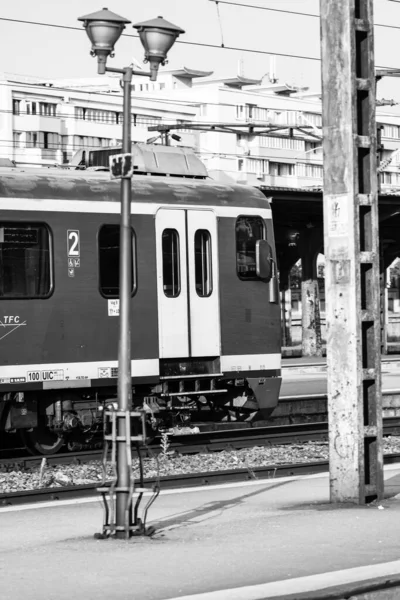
(0, 167), (271, 210)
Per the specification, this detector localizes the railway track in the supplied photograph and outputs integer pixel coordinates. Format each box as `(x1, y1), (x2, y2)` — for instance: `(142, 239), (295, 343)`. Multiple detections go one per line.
(2, 452), (400, 507)
(0, 422), (331, 467)
(2, 418), (400, 468)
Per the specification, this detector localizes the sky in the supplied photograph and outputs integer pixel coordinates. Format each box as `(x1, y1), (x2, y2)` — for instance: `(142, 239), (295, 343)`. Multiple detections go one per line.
(1, 0), (400, 105)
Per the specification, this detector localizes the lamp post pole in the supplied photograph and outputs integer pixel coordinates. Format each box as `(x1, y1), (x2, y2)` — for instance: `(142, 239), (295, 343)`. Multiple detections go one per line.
(78, 8), (184, 538)
(114, 65), (133, 533)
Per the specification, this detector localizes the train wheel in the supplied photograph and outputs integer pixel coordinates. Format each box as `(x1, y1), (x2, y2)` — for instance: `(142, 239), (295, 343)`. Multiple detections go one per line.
(20, 426), (65, 455)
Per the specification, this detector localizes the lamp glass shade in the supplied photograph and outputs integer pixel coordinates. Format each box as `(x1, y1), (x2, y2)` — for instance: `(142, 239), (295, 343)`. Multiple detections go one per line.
(79, 8), (130, 52)
(133, 16), (184, 61)
(138, 29), (177, 59)
(86, 20), (125, 52)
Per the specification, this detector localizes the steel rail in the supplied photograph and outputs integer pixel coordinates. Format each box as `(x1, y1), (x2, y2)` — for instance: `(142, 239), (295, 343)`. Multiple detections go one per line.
(2, 452), (400, 507)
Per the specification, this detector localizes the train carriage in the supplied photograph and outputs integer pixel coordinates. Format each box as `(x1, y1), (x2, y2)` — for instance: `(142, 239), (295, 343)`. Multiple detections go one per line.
(0, 146), (282, 454)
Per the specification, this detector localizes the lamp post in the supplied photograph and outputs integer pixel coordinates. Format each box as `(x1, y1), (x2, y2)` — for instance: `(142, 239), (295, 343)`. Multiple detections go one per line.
(78, 7), (184, 539)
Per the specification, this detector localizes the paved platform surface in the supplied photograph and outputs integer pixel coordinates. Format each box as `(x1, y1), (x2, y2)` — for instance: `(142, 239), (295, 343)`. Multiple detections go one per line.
(282, 354), (400, 370)
(280, 361), (400, 399)
(3, 467), (400, 599)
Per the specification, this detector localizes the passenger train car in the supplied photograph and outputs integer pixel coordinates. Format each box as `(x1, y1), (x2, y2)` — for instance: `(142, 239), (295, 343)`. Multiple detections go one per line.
(0, 145), (281, 454)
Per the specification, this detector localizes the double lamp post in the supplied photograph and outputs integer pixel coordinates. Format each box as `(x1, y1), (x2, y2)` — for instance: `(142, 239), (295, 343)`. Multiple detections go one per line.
(78, 7), (184, 538)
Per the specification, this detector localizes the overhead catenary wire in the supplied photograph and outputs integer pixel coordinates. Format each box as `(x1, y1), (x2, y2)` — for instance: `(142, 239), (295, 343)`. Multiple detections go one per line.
(0, 16), (320, 62)
(209, 0), (400, 31)
(209, 0), (320, 19)
(0, 15), (399, 69)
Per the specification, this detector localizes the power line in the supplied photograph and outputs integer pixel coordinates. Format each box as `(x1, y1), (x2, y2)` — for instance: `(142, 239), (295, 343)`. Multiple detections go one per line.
(211, 0), (400, 31)
(0, 16), (320, 62)
(210, 0), (319, 18)
(1, 14), (400, 69)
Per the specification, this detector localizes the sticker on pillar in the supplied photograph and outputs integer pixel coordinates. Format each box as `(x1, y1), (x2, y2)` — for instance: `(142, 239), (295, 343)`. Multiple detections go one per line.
(108, 299), (119, 316)
(328, 195), (348, 236)
(331, 259), (351, 284)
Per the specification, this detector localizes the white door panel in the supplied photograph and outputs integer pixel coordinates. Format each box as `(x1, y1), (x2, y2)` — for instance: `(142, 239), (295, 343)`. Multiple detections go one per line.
(187, 210), (220, 356)
(156, 208), (220, 359)
(156, 209), (189, 358)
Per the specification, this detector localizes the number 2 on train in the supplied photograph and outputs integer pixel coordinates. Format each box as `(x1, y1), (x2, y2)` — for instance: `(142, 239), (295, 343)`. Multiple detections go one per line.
(67, 230), (80, 257)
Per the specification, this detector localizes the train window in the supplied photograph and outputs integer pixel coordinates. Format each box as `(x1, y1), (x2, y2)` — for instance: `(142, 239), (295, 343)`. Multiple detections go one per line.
(0, 223), (52, 298)
(236, 216), (266, 280)
(162, 229), (180, 297)
(98, 225), (136, 297)
(194, 230), (213, 297)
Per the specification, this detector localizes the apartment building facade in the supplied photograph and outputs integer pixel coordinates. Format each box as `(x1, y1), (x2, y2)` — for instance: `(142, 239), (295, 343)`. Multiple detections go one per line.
(131, 68), (400, 193)
(1, 68), (400, 196)
(0, 72), (197, 167)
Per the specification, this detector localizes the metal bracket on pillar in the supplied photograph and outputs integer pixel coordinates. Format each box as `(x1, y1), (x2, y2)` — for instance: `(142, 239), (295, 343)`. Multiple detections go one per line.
(320, 0), (383, 503)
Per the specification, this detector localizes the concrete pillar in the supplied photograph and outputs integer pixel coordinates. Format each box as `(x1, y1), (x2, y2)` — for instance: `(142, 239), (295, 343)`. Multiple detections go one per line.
(298, 229), (324, 357)
(277, 241), (300, 351)
(279, 269), (292, 348)
(321, 0), (383, 503)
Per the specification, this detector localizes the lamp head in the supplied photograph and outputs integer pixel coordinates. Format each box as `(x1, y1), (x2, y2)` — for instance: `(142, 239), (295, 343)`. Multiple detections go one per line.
(78, 8), (130, 74)
(133, 16), (184, 81)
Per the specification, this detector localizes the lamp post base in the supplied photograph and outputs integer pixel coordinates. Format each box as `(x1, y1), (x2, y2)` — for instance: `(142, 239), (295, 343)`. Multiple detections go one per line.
(96, 408), (159, 540)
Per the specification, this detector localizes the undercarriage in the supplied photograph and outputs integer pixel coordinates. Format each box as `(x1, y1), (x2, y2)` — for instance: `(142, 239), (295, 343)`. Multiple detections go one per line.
(0, 375), (281, 454)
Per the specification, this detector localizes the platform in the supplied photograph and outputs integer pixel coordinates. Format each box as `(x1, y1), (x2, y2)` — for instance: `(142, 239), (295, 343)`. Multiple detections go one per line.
(3, 467), (400, 599)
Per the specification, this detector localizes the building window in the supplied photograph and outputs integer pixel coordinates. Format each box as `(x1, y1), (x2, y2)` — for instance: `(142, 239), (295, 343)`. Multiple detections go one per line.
(13, 132), (22, 148)
(246, 158), (269, 175)
(303, 112), (322, 127)
(42, 132), (59, 149)
(39, 103), (56, 117)
(0, 223), (52, 298)
(381, 172), (393, 185)
(26, 102), (37, 115)
(98, 225), (136, 298)
(296, 163), (323, 178)
(162, 229), (180, 297)
(26, 132), (38, 148)
(236, 216), (265, 281)
(259, 136), (305, 151)
(269, 162), (295, 177)
(382, 124), (400, 139)
(75, 107), (86, 120)
(236, 105), (244, 119)
(194, 230), (213, 297)
(12, 100), (21, 115)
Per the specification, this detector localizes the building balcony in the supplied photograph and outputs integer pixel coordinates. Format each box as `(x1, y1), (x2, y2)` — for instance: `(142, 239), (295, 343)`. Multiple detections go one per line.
(13, 115), (61, 134)
(13, 147), (63, 167)
(235, 171), (323, 189)
(61, 118), (122, 139)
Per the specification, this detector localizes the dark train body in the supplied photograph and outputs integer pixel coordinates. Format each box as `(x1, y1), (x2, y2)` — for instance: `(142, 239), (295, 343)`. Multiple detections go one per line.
(0, 146), (281, 453)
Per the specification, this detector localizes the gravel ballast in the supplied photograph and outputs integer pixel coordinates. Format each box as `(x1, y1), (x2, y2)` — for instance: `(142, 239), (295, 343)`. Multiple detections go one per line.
(2, 438), (400, 494)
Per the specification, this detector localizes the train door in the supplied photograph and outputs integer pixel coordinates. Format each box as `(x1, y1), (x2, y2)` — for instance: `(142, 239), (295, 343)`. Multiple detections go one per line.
(155, 208), (220, 358)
